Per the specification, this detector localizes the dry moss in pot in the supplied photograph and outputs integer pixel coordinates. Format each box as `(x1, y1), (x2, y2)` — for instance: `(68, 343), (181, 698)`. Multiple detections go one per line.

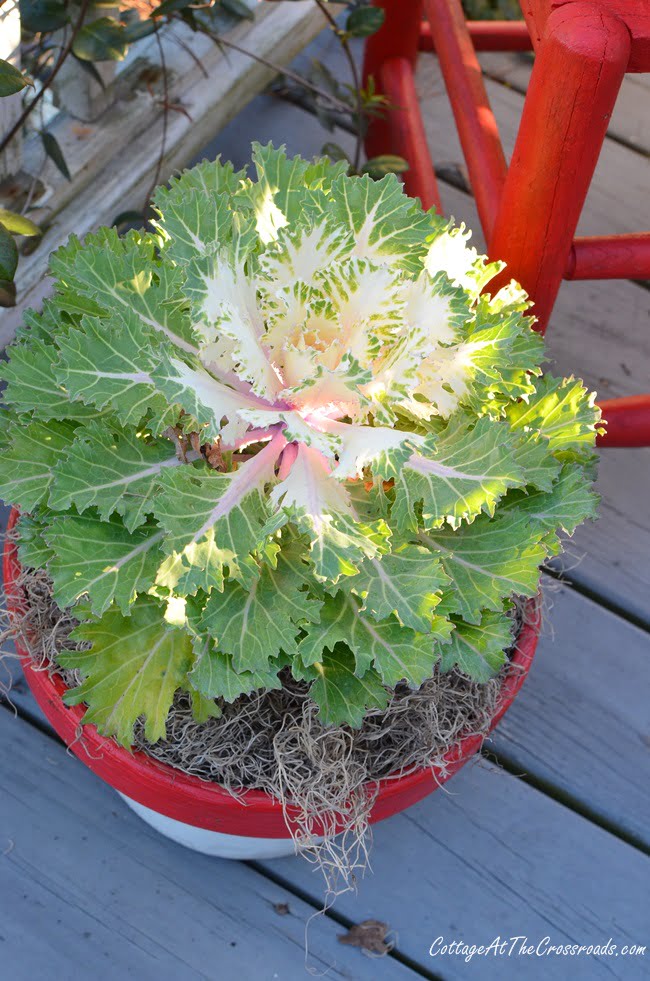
(4, 547), (539, 888)
(0, 144), (600, 888)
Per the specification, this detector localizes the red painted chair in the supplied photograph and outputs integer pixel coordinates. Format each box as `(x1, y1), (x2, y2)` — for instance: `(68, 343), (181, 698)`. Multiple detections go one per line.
(363, 0), (650, 447)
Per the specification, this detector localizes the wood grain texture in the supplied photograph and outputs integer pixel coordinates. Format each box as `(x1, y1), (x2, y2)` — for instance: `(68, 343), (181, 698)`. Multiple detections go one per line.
(1, 28), (649, 981)
(478, 51), (650, 154)
(263, 758), (650, 981)
(0, 707), (417, 981)
(0, 0), (325, 343)
(490, 581), (650, 848)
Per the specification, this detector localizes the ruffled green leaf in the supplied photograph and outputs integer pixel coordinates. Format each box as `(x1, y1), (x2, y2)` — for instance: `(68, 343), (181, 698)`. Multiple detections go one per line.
(153, 156), (248, 265)
(51, 423), (181, 530)
(500, 464), (599, 554)
(236, 141), (348, 242)
(440, 610), (514, 681)
(16, 512), (55, 570)
(190, 638), (286, 701)
(420, 513), (545, 624)
(507, 375), (601, 456)
(394, 414), (525, 530)
(154, 434), (285, 590)
(16, 297), (79, 344)
(45, 513), (164, 614)
(352, 544), (450, 632)
(295, 645), (389, 728)
(188, 688), (223, 724)
(511, 429), (561, 493)
(0, 338), (110, 421)
(154, 535), (255, 597)
(200, 545), (321, 672)
(464, 327), (538, 409)
(156, 156), (246, 204)
(0, 420), (75, 510)
(155, 190), (234, 266)
(463, 297), (545, 400)
(50, 229), (198, 353)
(61, 596), (195, 746)
(54, 314), (169, 426)
(314, 172), (435, 274)
(299, 592), (450, 688)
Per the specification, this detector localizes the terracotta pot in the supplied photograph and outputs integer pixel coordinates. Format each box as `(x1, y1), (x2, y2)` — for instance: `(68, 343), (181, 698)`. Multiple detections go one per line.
(4, 507), (540, 859)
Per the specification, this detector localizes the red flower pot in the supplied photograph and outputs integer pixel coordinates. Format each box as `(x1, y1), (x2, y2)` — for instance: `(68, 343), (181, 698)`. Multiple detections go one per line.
(4, 507), (540, 858)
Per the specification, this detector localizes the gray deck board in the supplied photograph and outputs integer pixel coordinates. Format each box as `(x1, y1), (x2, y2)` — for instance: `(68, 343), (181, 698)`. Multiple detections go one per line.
(416, 56), (650, 240)
(262, 759), (650, 981)
(4, 682), (649, 981)
(489, 582), (650, 849)
(0, 708), (418, 981)
(1, 25), (649, 981)
(478, 52), (650, 154)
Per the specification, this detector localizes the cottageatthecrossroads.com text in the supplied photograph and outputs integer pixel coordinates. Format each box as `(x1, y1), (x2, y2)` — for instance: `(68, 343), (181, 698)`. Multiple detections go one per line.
(429, 936), (647, 964)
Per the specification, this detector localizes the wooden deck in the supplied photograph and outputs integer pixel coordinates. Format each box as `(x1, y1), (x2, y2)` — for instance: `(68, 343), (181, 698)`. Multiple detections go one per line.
(1, 27), (649, 981)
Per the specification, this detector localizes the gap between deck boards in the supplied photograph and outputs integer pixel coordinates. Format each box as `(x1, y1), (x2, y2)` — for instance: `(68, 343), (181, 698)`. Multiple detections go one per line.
(3, 566), (649, 862)
(1, 708), (430, 981)
(1, 36), (648, 980)
(0, 706), (437, 980)
(3, 678), (649, 981)
(1, 33), (649, 861)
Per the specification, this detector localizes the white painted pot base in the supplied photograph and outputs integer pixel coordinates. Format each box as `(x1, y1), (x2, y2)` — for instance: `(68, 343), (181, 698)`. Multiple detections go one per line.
(118, 792), (314, 860)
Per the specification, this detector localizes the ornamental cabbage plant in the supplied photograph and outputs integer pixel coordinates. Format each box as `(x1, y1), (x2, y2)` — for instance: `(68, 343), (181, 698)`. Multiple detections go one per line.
(0, 144), (600, 746)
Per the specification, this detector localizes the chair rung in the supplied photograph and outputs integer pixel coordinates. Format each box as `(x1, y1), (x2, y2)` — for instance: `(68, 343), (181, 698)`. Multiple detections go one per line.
(567, 235), (650, 280)
(597, 395), (650, 448)
(419, 20), (533, 53)
(423, 0), (507, 235)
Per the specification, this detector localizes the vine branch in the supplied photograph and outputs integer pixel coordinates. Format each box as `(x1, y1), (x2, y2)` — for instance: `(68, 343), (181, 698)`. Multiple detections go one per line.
(192, 21), (353, 115)
(314, 0), (364, 171)
(0, 0), (93, 157)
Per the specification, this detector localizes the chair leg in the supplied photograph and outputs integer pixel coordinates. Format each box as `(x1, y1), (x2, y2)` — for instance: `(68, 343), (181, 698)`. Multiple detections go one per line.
(379, 57), (443, 212)
(362, 0), (424, 161)
(488, 3), (631, 332)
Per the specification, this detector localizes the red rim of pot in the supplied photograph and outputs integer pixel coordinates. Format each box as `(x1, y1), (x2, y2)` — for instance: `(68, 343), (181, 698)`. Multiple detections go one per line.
(4, 506), (540, 838)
